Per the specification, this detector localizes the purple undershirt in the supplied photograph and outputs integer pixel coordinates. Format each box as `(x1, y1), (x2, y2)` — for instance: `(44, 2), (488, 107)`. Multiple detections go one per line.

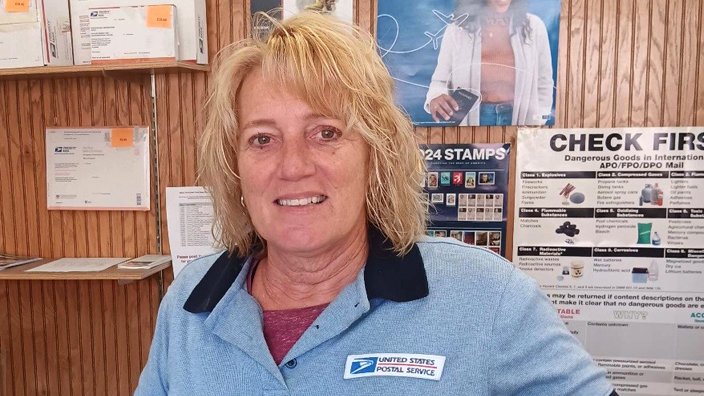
(247, 260), (329, 365)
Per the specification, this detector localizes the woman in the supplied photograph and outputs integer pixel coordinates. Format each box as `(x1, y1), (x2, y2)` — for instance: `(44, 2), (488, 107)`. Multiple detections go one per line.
(425, 0), (554, 126)
(300, 0), (335, 13)
(135, 12), (615, 395)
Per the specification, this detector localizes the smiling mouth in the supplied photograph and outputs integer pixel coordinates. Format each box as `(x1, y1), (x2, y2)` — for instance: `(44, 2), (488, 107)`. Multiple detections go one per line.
(276, 195), (328, 207)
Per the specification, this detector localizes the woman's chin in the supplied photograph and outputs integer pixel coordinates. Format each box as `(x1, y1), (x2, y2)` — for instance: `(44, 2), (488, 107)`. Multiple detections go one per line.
(266, 229), (331, 254)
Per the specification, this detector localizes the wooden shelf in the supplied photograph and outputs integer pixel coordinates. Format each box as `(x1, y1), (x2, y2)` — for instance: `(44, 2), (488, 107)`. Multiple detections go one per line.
(0, 61), (209, 81)
(0, 258), (171, 281)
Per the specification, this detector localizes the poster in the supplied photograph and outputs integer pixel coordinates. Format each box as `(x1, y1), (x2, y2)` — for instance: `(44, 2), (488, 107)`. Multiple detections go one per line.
(250, 0), (353, 27)
(165, 186), (219, 277)
(45, 127), (150, 210)
(250, 0), (282, 37)
(422, 143), (510, 256)
(377, 0), (560, 127)
(513, 127), (704, 395)
(282, 0), (352, 23)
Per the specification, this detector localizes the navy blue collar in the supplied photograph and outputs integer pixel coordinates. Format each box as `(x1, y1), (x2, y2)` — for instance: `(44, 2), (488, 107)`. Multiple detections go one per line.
(183, 227), (429, 313)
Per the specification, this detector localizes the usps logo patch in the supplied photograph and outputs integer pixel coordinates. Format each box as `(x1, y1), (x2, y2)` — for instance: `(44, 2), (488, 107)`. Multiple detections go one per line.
(350, 357), (378, 374)
(344, 353), (445, 381)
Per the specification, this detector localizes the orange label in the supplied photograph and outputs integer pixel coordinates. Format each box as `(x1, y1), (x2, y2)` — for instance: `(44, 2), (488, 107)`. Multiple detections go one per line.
(5, 0), (30, 12)
(111, 128), (134, 148)
(146, 5), (172, 28)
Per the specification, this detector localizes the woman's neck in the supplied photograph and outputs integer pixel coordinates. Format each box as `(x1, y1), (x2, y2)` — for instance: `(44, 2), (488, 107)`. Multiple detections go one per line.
(483, 7), (510, 21)
(251, 224), (369, 311)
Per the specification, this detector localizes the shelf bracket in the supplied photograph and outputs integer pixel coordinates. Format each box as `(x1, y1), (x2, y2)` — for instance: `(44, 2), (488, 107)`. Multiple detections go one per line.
(147, 71), (167, 301)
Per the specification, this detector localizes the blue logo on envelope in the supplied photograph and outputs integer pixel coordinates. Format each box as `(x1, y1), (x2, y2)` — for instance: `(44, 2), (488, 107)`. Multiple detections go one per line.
(350, 357), (377, 374)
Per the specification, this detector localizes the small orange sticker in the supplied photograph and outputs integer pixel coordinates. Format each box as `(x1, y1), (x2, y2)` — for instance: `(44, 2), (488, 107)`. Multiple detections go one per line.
(146, 5), (172, 29)
(111, 128), (134, 148)
(5, 0), (30, 12)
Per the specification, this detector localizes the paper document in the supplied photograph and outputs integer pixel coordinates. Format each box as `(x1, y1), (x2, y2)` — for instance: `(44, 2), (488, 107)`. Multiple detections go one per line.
(0, 254), (42, 270)
(27, 258), (128, 272)
(165, 186), (220, 277)
(45, 127), (150, 210)
(117, 254), (171, 270)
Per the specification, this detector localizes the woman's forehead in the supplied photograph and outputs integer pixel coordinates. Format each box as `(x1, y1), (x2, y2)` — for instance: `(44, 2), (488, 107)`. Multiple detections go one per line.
(238, 69), (343, 121)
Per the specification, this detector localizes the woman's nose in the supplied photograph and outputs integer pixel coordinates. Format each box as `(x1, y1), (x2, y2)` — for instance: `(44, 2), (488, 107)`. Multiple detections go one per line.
(278, 138), (316, 181)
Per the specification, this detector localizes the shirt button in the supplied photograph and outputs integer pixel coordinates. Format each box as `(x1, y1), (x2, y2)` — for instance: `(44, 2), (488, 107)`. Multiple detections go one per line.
(285, 359), (297, 369)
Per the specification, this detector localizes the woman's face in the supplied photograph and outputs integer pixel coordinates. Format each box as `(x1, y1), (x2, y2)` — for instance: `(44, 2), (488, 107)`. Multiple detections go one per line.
(487, 0), (512, 14)
(237, 69), (369, 255)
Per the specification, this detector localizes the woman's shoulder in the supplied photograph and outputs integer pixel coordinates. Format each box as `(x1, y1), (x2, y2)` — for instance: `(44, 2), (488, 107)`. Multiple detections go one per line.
(526, 13), (549, 33)
(415, 237), (549, 322)
(416, 236), (520, 289)
(445, 22), (472, 38)
(414, 237), (543, 320)
(526, 13), (546, 25)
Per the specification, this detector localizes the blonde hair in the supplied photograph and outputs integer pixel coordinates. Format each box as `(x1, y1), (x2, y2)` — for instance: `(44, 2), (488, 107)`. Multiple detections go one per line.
(198, 11), (427, 257)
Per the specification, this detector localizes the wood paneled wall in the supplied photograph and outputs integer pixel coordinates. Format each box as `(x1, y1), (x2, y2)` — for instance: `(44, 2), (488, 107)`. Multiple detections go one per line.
(1, 0), (703, 395)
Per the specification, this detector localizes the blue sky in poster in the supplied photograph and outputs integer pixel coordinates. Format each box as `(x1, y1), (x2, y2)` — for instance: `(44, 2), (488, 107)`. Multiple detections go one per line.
(377, 0), (561, 126)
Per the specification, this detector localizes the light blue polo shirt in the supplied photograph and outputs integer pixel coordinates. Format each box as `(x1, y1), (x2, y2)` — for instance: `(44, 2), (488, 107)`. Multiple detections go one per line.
(135, 230), (615, 395)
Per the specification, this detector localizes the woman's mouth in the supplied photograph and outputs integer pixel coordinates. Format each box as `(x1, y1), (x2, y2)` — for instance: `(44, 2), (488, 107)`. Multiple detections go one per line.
(276, 195), (328, 207)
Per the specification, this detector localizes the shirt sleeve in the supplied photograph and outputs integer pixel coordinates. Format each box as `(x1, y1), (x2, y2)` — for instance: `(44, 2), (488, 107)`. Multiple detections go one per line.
(424, 24), (457, 113)
(488, 268), (614, 396)
(134, 292), (172, 396)
(533, 16), (554, 124)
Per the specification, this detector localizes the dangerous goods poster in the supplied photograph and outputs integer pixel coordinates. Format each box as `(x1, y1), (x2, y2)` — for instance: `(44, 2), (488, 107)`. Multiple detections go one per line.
(514, 127), (704, 395)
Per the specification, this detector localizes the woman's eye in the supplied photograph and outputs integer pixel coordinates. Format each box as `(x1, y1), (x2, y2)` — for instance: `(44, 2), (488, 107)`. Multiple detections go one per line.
(318, 128), (340, 140)
(252, 135), (271, 146)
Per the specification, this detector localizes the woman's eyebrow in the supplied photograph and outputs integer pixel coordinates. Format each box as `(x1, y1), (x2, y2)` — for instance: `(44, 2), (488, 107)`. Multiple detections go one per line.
(304, 112), (341, 122)
(241, 119), (278, 130)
